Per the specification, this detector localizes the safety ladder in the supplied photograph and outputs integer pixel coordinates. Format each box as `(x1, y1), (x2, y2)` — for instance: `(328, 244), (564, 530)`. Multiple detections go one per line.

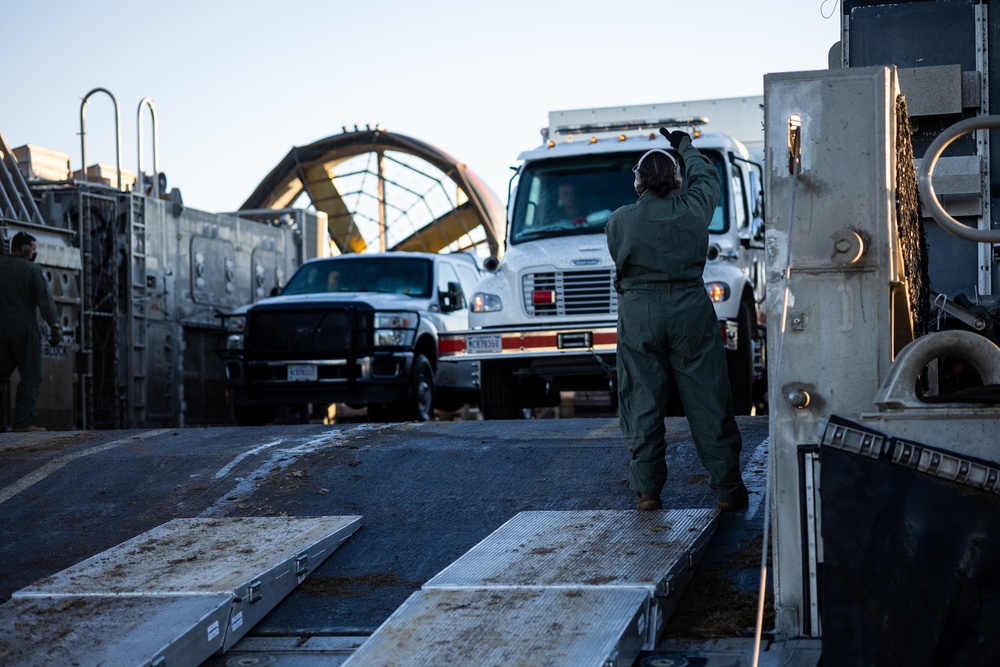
(126, 193), (148, 426)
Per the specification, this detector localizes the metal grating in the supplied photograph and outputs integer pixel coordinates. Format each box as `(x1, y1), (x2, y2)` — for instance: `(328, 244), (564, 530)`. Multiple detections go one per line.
(522, 269), (617, 316)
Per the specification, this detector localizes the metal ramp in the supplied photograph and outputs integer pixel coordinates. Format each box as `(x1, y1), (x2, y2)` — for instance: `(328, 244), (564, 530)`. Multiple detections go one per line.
(1, 516), (362, 666)
(343, 509), (718, 667)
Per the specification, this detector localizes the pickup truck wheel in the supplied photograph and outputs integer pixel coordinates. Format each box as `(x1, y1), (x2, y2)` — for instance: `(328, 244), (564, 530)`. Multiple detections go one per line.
(727, 301), (755, 415)
(233, 404), (276, 426)
(480, 361), (519, 420)
(402, 354), (434, 421)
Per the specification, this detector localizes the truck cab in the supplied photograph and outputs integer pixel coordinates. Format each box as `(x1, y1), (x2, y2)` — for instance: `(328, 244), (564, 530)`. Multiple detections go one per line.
(221, 251), (483, 424)
(439, 107), (767, 418)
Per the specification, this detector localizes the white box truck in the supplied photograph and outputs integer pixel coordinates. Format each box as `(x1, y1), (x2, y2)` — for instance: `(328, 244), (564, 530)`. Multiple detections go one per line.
(439, 99), (768, 418)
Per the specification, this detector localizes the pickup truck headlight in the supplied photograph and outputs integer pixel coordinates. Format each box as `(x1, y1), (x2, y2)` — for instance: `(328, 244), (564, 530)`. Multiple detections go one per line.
(374, 311), (418, 348)
(472, 293), (503, 313)
(706, 282), (731, 303)
(225, 315), (246, 350)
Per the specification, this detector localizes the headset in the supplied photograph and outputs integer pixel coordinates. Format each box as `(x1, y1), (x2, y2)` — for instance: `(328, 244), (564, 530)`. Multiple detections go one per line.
(633, 148), (682, 191)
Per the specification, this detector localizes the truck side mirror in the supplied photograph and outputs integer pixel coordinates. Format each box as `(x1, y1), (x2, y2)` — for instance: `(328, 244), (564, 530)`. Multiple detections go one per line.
(441, 281), (466, 312)
(751, 216), (765, 243)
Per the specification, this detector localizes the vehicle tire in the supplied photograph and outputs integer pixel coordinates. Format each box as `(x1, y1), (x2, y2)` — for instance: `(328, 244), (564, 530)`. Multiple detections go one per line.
(727, 300), (756, 415)
(401, 353), (434, 421)
(233, 403), (276, 426)
(479, 360), (519, 420)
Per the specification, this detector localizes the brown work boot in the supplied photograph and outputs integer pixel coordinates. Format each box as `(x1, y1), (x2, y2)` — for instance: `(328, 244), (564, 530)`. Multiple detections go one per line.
(636, 492), (662, 511)
(717, 486), (749, 512)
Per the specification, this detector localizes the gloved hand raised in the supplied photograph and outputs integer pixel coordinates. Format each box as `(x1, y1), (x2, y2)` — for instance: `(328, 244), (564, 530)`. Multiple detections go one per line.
(659, 128), (690, 150)
(48, 324), (62, 347)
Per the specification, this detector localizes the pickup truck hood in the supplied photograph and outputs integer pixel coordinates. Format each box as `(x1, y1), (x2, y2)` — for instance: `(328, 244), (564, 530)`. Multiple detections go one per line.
(248, 292), (432, 311)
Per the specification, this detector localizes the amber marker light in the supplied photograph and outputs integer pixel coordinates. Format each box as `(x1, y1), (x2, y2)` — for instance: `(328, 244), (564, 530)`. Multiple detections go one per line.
(619, 135), (627, 142)
(706, 282), (730, 302)
(589, 136), (598, 144)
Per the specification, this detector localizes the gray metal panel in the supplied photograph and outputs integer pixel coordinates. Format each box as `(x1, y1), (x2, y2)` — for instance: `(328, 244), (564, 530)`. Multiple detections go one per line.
(13, 516), (362, 598)
(424, 509), (717, 592)
(341, 588), (648, 667)
(0, 594), (231, 667)
(12, 515), (363, 650)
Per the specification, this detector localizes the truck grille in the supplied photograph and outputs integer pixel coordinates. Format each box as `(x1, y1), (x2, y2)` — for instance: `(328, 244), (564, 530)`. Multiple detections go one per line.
(248, 309), (356, 353)
(522, 269), (618, 316)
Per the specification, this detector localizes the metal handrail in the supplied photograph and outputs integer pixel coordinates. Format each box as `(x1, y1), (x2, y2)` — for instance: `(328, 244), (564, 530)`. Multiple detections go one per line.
(137, 98), (159, 197)
(918, 114), (1000, 243)
(79, 87), (123, 191)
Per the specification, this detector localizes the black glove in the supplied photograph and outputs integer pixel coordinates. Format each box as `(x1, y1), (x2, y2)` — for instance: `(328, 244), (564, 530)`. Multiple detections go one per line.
(660, 128), (690, 150)
(49, 324), (62, 347)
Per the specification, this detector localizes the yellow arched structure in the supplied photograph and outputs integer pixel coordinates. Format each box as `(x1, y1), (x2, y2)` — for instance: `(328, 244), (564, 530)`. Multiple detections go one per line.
(241, 127), (506, 257)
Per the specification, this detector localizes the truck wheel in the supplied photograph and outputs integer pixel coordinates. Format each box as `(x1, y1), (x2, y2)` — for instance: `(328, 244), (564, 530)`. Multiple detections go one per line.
(401, 354), (434, 421)
(233, 404), (276, 426)
(727, 301), (755, 415)
(480, 360), (519, 420)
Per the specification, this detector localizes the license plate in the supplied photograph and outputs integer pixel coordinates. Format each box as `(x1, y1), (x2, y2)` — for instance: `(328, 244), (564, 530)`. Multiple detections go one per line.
(287, 364), (318, 382)
(466, 334), (502, 354)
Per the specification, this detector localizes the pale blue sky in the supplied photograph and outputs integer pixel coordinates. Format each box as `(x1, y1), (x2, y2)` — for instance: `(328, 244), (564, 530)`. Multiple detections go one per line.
(3, 1), (841, 213)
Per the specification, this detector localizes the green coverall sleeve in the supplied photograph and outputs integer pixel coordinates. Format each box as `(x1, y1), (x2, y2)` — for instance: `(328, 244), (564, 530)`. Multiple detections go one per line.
(677, 136), (721, 223)
(33, 269), (58, 326)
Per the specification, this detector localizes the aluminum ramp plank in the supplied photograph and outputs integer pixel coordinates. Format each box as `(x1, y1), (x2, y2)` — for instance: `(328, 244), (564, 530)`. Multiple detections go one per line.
(344, 509), (718, 665)
(426, 509), (717, 590)
(341, 587), (650, 667)
(424, 508), (718, 646)
(0, 594), (232, 667)
(12, 516), (362, 651)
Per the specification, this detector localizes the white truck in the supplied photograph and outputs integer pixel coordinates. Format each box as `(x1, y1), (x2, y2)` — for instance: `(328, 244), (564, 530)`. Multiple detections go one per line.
(438, 101), (768, 419)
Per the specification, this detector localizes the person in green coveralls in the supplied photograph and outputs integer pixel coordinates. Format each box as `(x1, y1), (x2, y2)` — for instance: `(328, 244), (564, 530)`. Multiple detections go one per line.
(606, 127), (748, 512)
(0, 232), (61, 432)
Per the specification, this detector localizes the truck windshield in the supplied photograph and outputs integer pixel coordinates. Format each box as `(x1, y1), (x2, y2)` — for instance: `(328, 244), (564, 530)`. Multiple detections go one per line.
(282, 257), (433, 297)
(510, 151), (727, 245)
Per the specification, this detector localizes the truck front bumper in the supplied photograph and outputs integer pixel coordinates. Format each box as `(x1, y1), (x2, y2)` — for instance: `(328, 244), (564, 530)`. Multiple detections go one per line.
(224, 351), (414, 405)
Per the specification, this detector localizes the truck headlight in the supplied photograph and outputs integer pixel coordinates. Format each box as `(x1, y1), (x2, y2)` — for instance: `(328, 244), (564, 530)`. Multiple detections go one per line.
(472, 293), (503, 313)
(706, 282), (731, 302)
(225, 315), (246, 350)
(374, 311), (418, 348)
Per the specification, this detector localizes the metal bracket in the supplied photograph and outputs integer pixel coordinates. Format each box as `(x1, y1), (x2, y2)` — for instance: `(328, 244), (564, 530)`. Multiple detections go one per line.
(247, 580), (262, 604)
(820, 420), (886, 459)
(295, 553), (309, 577)
(892, 438), (1000, 493)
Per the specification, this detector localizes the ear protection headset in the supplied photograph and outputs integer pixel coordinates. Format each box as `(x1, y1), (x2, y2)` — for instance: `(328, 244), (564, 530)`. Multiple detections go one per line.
(633, 148), (682, 191)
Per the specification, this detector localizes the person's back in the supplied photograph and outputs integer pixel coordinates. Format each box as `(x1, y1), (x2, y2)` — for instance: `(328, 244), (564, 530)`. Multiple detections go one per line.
(606, 129), (748, 513)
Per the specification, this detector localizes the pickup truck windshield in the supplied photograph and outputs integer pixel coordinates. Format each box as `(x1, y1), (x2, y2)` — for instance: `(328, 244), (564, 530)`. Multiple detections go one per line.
(510, 151), (727, 245)
(281, 257), (433, 297)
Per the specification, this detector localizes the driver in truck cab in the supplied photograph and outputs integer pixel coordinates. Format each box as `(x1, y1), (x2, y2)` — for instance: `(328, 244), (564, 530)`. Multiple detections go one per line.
(605, 127), (749, 513)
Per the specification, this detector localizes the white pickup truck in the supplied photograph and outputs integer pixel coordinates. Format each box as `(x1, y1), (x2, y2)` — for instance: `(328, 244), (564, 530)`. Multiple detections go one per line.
(438, 102), (768, 419)
(220, 251), (484, 424)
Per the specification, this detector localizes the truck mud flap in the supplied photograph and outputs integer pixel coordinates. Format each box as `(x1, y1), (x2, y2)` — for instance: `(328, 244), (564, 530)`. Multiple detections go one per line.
(820, 416), (1000, 666)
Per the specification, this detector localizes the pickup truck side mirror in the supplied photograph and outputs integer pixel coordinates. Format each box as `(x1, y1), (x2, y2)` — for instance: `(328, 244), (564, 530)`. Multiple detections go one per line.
(269, 286), (280, 297)
(441, 281), (466, 312)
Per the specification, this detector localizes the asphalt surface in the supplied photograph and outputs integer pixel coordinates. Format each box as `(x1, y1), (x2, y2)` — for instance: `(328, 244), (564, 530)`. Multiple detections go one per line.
(0, 416), (769, 642)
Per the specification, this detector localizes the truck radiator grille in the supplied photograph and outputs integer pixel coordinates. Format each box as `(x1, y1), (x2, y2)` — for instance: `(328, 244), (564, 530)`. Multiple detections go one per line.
(522, 269), (618, 316)
(248, 310), (354, 353)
